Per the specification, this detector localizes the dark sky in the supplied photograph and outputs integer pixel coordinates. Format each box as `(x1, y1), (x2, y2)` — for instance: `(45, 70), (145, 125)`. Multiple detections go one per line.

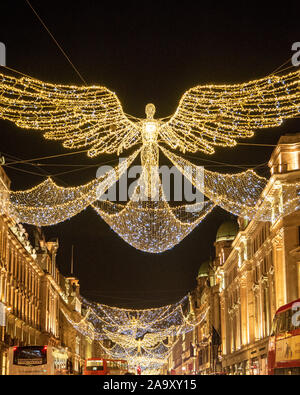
(0, 1), (300, 308)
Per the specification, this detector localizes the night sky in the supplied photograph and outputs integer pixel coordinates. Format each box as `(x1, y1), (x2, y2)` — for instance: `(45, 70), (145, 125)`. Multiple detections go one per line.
(0, 1), (300, 308)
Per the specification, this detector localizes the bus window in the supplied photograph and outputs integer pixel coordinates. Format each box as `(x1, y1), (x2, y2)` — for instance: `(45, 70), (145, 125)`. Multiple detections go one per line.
(85, 360), (104, 372)
(275, 311), (291, 335)
(107, 361), (119, 370)
(270, 315), (279, 336)
(84, 359), (128, 376)
(277, 312), (285, 334)
(276, 309), (299, 334)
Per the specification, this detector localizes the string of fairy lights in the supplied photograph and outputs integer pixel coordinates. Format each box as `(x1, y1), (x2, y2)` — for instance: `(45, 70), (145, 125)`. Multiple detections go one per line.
(1, 64), (300, 367)
(1, 149), (300, 252)
(0, 72), (140, 158)
(1, 69), (300, 156)
(59, 295), (209, 372)
(160, 70), (300, 154)
(2, 149), (140, 226)
(92, 167), (216, 253)
(0, 67), (300, 252)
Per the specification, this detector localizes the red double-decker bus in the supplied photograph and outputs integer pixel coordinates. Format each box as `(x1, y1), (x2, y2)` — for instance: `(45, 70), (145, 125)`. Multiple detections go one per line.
(268, 298), (300, 375)
(83, 358), (128, 375)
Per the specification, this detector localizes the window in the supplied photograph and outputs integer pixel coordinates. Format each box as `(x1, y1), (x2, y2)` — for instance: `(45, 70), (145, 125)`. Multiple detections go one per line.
(198, 350), (203, 366)
(263, 287), (270, 336)
(266, 223), (270, 238)
(107, 360), (120, 370)
(253, 239), (257, 254)
(273, 309), (298, 335)
(262, 258), (268, 275)
(229, 294), (232, 308)
(1, 233), (7, 261)
(274, 367), (300, 375)
(261, 226), (266, 244)
(7, 245), (11, 272)
(86, 360), (104, 372)
(269, 251), (273, 269)
(254, 266), (259, 283)
(278, 311), (289, 333)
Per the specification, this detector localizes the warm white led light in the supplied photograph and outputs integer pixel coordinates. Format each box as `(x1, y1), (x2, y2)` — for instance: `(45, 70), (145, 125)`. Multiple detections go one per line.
(0, 69), (300, 253)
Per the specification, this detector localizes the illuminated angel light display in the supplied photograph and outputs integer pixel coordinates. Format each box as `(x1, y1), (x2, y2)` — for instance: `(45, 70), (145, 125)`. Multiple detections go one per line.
(0, 69), (300, 253)
(61, 296), (205, 372)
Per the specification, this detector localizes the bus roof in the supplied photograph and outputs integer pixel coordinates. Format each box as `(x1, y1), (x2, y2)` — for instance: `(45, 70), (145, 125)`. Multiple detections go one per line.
(276, 298), (300, 314)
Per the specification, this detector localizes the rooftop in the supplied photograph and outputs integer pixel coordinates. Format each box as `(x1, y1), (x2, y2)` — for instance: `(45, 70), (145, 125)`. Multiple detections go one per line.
(216, 220), (239, 243)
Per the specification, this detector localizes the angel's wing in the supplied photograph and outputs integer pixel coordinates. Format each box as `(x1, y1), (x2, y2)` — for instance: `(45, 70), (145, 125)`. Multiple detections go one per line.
(103, 329), (160, 350)
(105, 332), (135, 349)
(0, 72), (141, 157)
(159, 70), (300, 154)
(141, 333), (161, 348)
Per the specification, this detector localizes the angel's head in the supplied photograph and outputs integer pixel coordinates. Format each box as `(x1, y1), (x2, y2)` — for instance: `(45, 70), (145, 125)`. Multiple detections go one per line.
(145, 103), (156, 119)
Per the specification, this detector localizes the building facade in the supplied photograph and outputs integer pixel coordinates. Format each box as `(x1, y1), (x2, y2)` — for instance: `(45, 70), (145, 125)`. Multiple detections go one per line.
(166, 262), (222, 376)
(164, 133), (300, 375)
(216, 134), (300, 375)
(0, 166), (44, 374)
(0, 166), (98, 375)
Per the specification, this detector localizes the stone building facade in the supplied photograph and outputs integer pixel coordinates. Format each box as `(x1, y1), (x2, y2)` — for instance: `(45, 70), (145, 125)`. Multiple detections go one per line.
(215, 134), (300, 375)
(165, 261), (222, 376)
(0, 166), (43, 374)
(164, 133), (300, 375)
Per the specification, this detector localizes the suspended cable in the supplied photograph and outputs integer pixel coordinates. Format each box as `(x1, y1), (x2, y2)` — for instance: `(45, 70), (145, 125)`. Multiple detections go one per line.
(3, 149), (90, 166)
(176, 152), (269, 170)
(4, 164), (50, 177)
(25, 0), (87, 84)
(237, 143), (277, 147)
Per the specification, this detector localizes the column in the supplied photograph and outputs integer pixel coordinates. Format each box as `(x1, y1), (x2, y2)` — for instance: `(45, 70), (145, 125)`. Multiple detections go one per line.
(247, 270), (255, 344)
(273, 240), (286, 310)
(220, 294), (227, 356)
(240, 275), (248, 346)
